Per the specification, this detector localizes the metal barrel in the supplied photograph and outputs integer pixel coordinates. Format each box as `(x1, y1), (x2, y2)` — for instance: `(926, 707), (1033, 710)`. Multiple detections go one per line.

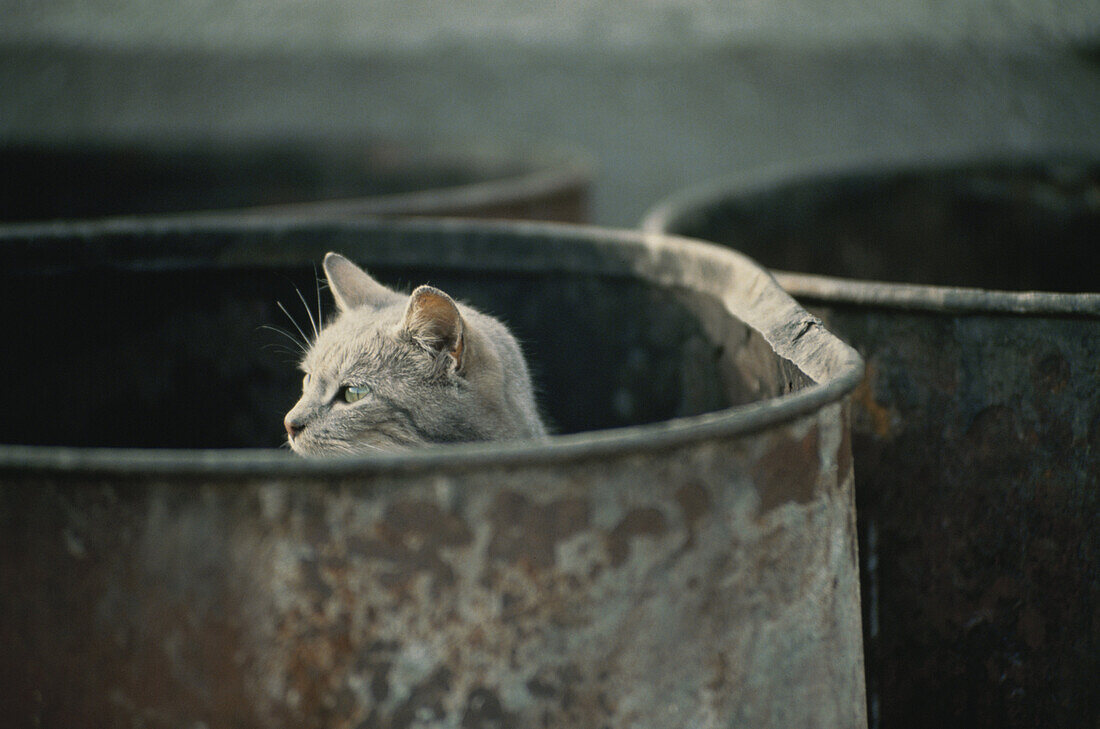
(643, 152), (1100, 729)
(0, 218), (865, 728)
(0, 139), (590, 223)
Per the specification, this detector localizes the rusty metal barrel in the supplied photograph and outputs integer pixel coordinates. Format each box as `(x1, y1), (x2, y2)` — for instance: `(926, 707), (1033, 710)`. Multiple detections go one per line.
(0, 139), (590, 223)
(0, 218), (865, 728)
(644, 152), (1100, 729)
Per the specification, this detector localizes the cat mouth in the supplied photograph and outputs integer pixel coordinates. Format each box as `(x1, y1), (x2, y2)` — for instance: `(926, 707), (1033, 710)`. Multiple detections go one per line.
(286, 432), (334, 456)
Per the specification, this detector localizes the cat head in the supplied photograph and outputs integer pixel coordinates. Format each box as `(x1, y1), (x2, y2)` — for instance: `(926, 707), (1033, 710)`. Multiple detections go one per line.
(283, 253), (545, 455)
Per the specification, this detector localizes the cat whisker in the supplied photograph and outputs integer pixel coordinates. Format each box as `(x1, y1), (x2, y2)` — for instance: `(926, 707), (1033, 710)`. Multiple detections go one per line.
(294, 285), (319, 341)
(277, 301), (313, 349)
(314, 264), (324, 335)
(260, 343), (300, 356)
(260, 342), (306, 363)
(264, 350), (304, 365)
(258, 324), (307, 350)
(258, 325), (308, 355)
(343, 440), (386, 455)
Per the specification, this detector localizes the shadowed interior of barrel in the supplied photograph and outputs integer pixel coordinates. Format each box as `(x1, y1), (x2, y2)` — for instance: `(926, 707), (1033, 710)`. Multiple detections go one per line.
(0, 261), (801, 449)
(672, 163), (1100, 293)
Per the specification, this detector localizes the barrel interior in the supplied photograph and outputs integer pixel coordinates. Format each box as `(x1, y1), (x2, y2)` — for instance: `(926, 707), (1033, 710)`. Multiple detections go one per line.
(0, 143), (530, 221)
(673, 161), (1100, 292)
(0, 241), (797, 450)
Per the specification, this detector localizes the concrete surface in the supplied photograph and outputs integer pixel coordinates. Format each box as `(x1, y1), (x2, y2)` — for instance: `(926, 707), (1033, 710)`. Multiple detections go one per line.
(2, 0), (1098, 52)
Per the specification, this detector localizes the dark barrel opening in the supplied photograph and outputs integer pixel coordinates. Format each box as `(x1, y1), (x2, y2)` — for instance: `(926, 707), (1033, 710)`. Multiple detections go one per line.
(0, 141), (582, 222)
(668, 160), (1100, 293)
(0, 224), (799, 450)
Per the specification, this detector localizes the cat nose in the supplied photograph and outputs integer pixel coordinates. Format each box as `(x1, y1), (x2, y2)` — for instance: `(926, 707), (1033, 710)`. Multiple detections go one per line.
(284, 415), (305, 438)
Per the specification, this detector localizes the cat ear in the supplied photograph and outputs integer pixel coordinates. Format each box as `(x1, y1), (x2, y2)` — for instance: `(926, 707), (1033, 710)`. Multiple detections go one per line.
(323, 252), (401, 311)
(403, 285), (465, 367)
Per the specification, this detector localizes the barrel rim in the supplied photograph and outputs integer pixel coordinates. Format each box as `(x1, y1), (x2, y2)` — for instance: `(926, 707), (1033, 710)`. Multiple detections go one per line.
(0, 216), (863, 477)
(0, 137), (594, 223)
(641, 146), (1100, 317)
(229, 142), (593, 219)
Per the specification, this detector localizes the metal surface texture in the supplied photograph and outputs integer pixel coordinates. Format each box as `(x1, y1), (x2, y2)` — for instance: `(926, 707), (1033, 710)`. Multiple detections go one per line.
(0, 139), (590, 223)
(644, 152), (1100, 728)
(0, 218), (865, 728)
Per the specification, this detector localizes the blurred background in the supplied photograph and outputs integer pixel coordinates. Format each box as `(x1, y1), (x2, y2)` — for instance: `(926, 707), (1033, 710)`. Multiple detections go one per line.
(2, 0), (1099, 226)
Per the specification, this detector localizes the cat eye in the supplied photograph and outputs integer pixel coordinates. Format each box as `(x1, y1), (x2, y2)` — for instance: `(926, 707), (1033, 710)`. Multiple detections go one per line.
(341, 385), (371, 403)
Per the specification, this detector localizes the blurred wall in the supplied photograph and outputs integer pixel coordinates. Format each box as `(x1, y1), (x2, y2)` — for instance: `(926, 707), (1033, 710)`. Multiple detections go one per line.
(2, 0), (1099, 225)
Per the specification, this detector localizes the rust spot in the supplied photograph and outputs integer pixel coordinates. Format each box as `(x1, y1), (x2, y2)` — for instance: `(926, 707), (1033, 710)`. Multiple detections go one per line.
(707, 652), (729, 692)
(1032, 352), (1071, 395)
(278, 607), (358, 721)
(674, 481), (711, 551)
(122, 594), (258, 728)
(346, 499), (473, 591)
(837, 408), (853, 480)
(850, 365), (894, 439)
(300, 499), (330, 545)
(523, 663), (601, 719)
(462, 687), (518, 729)
(963, 405), (1029, 476)
(675, 482), (711, 528)
(298, 557), (333, 601)
(354, 640), (400, 704)
(752, 427), (820, 514)
(392, 667), (452, 729)
(525, 676), (557, 699)
(606, 507), (668, 567)
(379, 499), (473, 548)
(500, 591), (525, 620)
(487, 492), (589, 569)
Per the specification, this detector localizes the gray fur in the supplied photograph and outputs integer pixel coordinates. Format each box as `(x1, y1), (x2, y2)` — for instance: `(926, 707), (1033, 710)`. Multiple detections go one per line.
(283, 252), (547, 455)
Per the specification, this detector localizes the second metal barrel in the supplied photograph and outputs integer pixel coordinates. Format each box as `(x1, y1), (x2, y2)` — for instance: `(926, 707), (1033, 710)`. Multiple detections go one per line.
(644, 153), (1100, 729)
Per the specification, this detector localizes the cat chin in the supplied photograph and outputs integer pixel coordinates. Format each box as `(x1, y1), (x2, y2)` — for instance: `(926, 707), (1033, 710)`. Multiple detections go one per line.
(286, 438), (316, 456)
(287, 433), (410, 456)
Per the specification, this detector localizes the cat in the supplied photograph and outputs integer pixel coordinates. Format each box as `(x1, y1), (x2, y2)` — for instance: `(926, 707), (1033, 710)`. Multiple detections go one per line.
(283, 252), (547, 454)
